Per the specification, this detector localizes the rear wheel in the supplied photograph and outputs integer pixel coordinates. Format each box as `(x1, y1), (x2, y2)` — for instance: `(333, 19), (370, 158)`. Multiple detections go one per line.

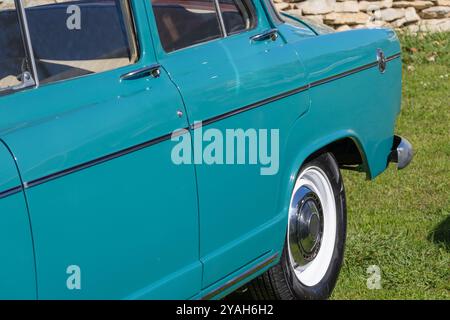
(248, 152), (346, 300)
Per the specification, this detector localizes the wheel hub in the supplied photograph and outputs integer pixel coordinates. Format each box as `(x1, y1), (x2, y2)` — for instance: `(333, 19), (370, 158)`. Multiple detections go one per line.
(289, 186), (324, 267)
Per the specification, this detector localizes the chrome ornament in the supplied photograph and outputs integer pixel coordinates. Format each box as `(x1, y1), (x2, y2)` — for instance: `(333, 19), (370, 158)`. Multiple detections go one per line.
(377, 49), (387, 73)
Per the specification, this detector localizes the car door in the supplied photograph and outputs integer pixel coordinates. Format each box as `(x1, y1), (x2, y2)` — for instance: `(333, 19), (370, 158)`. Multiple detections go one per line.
(147, 0), (311, 287)
(0, 0), (201, 299)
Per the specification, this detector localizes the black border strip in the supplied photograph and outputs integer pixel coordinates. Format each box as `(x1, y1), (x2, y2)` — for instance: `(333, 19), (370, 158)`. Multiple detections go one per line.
(201, 253), (279, 300)
(25, 128), (188, 188)
(387, 52), (401, 62)
(0, 53), (401, 196)
(197, 84), (310, 128)
(310, 61), (378, 87)
(0, 185), (22, 200)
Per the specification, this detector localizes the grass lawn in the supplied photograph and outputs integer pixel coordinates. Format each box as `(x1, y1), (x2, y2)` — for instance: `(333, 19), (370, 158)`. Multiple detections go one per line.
(332, 32), (450, 299)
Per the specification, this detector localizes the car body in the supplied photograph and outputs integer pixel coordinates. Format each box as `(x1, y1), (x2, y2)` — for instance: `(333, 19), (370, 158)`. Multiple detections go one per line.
(0, 0), (412, 299)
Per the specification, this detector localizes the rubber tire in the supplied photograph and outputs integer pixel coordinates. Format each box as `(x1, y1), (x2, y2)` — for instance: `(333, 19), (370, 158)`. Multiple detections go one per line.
(248, 152), (347, 300)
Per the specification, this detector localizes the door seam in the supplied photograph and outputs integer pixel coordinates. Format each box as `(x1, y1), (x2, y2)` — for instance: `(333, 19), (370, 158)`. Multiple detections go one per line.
(0, 138), (39, 299)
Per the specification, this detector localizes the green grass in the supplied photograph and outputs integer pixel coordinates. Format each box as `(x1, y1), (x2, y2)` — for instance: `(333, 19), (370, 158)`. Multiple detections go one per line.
(332, 32), (450, 300)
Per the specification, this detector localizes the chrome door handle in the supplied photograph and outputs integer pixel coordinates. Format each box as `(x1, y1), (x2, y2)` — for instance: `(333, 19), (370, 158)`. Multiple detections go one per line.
(250, 28), (279, 42)
(120, 64), (161, 81)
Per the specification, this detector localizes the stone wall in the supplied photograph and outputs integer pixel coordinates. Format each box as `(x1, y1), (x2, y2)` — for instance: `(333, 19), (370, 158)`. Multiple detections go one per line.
(1, 0), (449, 32)
(275, 0), (450, 32)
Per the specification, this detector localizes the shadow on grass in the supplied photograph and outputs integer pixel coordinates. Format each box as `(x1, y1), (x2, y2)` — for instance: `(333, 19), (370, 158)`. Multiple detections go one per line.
(428, 215), (450, 251)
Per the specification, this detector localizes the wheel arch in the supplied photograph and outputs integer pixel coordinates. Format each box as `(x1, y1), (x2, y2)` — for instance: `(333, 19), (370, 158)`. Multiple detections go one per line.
(273, 129), (369, 254)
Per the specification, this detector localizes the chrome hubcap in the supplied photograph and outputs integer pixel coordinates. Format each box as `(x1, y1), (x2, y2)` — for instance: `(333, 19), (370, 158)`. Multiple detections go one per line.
(287, 166), (337, 286)
(289, 186), (324, 268)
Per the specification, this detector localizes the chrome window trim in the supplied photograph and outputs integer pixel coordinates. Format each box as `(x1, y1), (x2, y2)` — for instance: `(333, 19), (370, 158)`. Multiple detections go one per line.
(16, 0), (39, 87)
(214, 0), (228, 37)
(119, 0), (140, 63)
(21, 0), (140, 90)
(0, 0), (39, 95)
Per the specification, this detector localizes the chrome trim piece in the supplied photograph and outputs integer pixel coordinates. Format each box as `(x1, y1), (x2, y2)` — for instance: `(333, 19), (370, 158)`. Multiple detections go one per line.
(288, 186), (323, 267)
(0, 53), (401, 197)
(377, 48), (387, 73)
(120, 64), (161, 80)
(0, 186), (22, 200)
(201, 253), (279, 300)
(213, 0), (228, 37)
(389, 135), (413, 170)
(250, 28), (279, 42)
(119, 0), (139, 64)
(15, 0), (39, 88)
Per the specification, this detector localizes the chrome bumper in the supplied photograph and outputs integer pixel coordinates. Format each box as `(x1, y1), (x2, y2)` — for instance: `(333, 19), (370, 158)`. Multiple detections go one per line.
(389, 135), (414, 169)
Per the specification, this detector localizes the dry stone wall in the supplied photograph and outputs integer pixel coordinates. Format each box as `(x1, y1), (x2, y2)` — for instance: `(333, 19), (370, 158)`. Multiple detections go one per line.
(275, 0), (450, 32)
(1, 0), (449, 32)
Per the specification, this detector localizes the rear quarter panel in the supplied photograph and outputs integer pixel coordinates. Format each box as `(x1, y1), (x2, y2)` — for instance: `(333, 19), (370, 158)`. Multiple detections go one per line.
(292, 28), (402, 178)
(272, 27), (402, 258)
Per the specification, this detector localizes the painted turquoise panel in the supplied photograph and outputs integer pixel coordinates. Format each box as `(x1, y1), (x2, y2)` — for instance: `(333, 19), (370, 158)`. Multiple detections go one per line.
(193, 251), (281, 300)
(287, 27), (401, 84)
(0, 1), (202, 299)
(0, 142), (36, 299)
(25, 138), (201, 299)
(146, 0), (311, 287)
(285, 27), (402, 178)
(273, 61), (402, 246)
(1, 69), (187, 184)
(191, 95), (306, 286)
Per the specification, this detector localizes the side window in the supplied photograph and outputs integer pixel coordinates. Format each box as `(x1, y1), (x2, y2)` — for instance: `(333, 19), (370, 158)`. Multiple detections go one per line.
(152, 0), (222, 53)
(218, 0), (256, 35)
(0, 1), (34, 92)
(23, 0), (138, 85)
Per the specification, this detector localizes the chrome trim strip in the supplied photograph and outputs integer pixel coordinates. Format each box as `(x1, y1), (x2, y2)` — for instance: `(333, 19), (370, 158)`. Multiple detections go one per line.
(0, 53), (401, 194)
(201, 253), (279, 300)
(0, 185), (22, 200)
(213, 0), (228, 37)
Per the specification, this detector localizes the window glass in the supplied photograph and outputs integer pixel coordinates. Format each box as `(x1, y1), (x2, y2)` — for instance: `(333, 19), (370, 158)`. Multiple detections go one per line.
(152, 0), (222, 53)
(219, 0), (256, 35)
(0, 0), (33, 91)
(23, 0), (138, 84)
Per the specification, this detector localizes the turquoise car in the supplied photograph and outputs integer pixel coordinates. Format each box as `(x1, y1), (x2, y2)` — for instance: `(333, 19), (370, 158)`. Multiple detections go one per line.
(0, 0), (412, 299)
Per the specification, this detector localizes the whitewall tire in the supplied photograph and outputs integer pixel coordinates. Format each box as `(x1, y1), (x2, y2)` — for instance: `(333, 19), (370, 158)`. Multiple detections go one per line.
(247, 152), (347, 300)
